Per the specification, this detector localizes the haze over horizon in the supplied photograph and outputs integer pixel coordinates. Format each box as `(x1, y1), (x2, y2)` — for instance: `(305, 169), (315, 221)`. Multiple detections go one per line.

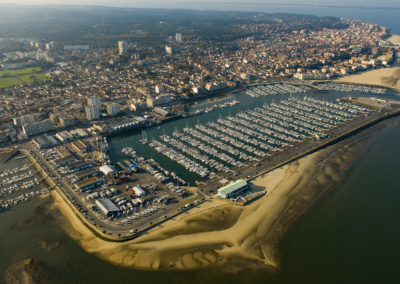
(0, 0), (399, 9)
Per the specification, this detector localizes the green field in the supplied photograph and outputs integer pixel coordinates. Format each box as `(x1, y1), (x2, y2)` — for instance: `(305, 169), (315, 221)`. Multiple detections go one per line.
(0, 67), (42, 77)
(0, 67), (49, 89)
(0, 77), (22, 88)
(18, 73), (49, 83)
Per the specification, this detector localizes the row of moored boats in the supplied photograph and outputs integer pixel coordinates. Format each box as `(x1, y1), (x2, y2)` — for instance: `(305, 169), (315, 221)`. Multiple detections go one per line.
(0, 159), (49, 213)
(194, 100), (240, 114)
(121, 147), (187, 185)
(317, 83), (387, 94)
(0, 188), (50, 213)
(246, 83), (310, 98)
(144, 97), (369, 179)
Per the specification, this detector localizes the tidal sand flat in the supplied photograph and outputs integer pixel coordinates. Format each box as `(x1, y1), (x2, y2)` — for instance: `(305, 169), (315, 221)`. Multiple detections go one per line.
(52, 128), (368, 270)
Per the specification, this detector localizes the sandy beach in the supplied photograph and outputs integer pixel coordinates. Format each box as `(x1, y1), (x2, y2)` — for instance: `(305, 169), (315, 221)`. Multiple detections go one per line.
(388, 34), (400, 46)
(51, 130), (366, 270)
(337, 34), (400, 91)
(337, 67), (400, 91)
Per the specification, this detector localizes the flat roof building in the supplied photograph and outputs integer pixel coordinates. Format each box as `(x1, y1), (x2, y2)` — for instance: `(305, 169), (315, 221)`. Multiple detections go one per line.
(175, 33), (182, 43)
(132, 186), (146, 197)
(59, 115), (76, 128)
(99, 165), (115, 176)
(70, 140), (87, 154)
(54, 155), (76, 166)
(165, 45), (173, 56)
(75, 129), (88, 138)
(22, 119), (55, 137)
(106, 102), (121, 116)
(75, 177), (102, 192)
(13, 114), (38, 127)
(74, 168), (100, 181)
(217, 179), (248, 199)
(32, 135), (57, 149)
(67, 160), (92, 172)
(146, 94), (172, 107)
(85, 105), (100, 121)
(118, 41), (127, 55)
(0, 123), (16, 146)
(55, 131), (74, 142)
(88, 96), (101, 108)
(95, 198), (121, 217)
(153, 107), (170, 117)
(56, 147), (71, 158)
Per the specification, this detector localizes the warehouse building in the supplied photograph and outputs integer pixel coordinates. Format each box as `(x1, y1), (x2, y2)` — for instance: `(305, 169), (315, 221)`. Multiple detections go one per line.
(55, 131), (74, 142)
(153, 107), (170, 117)
(53, 155), (76, 167)
(70, 140), (88, 155)
(217, 180), (248, 199)
(107, 117), (147, 134)
(22, 119), (55, 137)
(56, 147), (71, 158)
(74, 168), (100, 181)
(75, 177), (102, 192)
(95, 198), (121, 217)
(32, 135), (58, 149)
(66, 160), (92, 172)
(69, 128), (88, 138)
(99, 165), (115, 176)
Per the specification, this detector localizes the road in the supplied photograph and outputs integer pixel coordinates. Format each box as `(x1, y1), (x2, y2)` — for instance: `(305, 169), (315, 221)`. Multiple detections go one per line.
(19, 143), (202, 240)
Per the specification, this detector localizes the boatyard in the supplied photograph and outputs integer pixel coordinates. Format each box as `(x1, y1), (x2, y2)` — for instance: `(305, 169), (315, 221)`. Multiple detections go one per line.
(33, 145), (203, 232)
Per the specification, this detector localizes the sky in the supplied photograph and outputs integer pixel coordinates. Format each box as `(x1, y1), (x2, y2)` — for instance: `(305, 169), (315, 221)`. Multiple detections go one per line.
(0, 0), (399, 9)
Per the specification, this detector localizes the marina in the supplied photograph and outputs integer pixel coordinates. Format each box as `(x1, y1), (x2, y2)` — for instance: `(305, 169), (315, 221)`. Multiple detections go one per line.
(0, 154), (50, 213)
(143, 97), (369, 180)
(316, 82), (388, 94)
(109, 83), (391, 185)
(245, 83), (310, 97)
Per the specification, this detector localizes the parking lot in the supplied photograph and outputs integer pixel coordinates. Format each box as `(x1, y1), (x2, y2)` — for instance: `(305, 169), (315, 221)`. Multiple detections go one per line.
(34, 144), (204, 235)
